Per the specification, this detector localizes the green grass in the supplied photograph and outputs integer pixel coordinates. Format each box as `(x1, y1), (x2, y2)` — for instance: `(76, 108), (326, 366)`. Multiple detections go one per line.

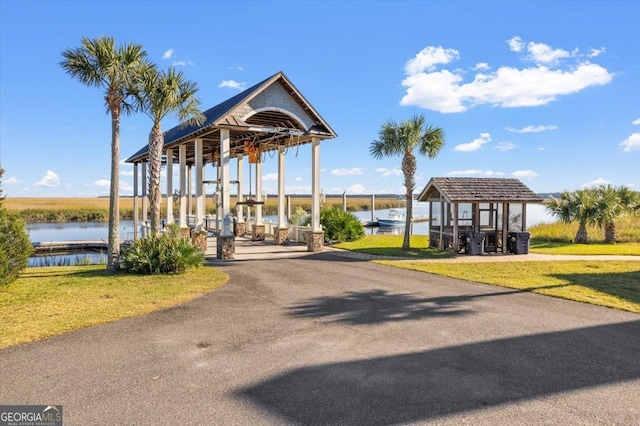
(530, 215), (640, 243)
(376, 260), (640, 313)
(0, 265), (228, 349)
(531, 241), (640, 255)
(334, 235), (454, 259)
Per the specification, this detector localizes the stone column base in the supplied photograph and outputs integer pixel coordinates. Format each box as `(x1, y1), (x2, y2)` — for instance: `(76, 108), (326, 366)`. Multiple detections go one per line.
(252, 224), (265, 241)
(216, 235), (235, 260)
(191, 230), (208, 252)
(306, 231), (324, 252)
(180, 227), (191, 238)
(236, 221), (246, 237)
(274, 227), (290, 245)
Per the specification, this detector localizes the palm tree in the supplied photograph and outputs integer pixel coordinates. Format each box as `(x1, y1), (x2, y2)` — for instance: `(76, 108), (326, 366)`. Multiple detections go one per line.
(370, 115), (445, 250)
(135, 66), (205, 234)
(594, 185), (640, 244)
(546, 189), (597, 243)
(61, 37), (150, 271)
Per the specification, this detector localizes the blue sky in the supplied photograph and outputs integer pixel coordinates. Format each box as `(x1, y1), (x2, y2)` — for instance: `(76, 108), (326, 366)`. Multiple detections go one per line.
(1, 0), (638, 198)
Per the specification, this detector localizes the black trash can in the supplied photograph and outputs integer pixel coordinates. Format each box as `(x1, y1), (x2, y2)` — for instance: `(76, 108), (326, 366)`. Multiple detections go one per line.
(466, 232), (485, 255)
(508, 232), (531, 254)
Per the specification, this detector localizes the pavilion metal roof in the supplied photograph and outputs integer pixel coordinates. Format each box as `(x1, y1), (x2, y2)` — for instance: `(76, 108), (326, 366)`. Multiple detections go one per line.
(125, 71), (337, 164)
(417, 177), (544, 203)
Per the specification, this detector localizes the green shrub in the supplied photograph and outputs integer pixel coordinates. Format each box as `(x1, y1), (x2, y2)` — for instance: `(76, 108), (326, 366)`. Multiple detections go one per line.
(303, 207), (365, 243)
(121, 233), (204, 274)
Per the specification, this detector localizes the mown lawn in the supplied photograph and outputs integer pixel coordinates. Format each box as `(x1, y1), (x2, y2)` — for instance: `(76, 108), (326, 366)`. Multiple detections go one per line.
(0, 265), (228, 349)
(530, 241), (640, 255)
(334, 235), (454, 259)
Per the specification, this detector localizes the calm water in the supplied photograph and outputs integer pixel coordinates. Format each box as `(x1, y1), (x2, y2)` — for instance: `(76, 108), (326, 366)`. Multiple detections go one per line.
(27, 203), (554, 243)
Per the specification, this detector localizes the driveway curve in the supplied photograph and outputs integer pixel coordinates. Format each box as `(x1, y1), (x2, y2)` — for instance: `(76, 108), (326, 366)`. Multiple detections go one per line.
(1, 251), (639, 425)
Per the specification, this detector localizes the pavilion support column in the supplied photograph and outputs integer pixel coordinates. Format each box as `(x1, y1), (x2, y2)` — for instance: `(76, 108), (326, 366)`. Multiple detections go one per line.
(439, 195), (444, 251)
(236, 154), (246, 237)
(307, 137), (323, 252)
(274, 145), (289, 245)
(166, 149), (174, 225)
(187, 165), (193, 217)
(502, 202), (508, 253)
(141, 162), (148, 225)
(521, 202), (527, 232)
(371, 193), (375, 222)
(252, 149), (265, 241)
(217, 129), (235, 259)
(133, 163), (139, 240)
(179, 145), (187, 228)
(195, 138), (204, 230)
(453, 202), (459, 253)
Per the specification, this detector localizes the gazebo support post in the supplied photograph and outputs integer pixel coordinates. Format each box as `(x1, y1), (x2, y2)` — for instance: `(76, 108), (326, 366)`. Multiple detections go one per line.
(166, 149), (174, 225)
(133, 163), (139, 240)
(274, 145), (289, 245)
(307, 137), (323, 252)
(252, 148), (265, 241)
(453, 202), (459, 253)
(141, 161), (148, 226)
(179, 145), (187, 228)
(236, 154), (245, 237)
(217, 128), (235, 259)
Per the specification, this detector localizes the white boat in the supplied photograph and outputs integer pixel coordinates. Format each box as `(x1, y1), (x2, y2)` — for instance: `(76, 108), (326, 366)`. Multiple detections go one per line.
(377, 209), (406, 227)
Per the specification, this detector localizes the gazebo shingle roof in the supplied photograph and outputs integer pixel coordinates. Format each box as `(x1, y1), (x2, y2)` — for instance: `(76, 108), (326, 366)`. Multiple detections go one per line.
(418, 177), (544, 203)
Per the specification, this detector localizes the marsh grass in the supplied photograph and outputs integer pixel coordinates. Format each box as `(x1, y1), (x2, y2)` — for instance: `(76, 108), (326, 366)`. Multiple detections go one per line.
(6, 196), (403, 223)
(530, 215), (640, 243)
(376, 260), (640, 313)
(0, 265), (228, 348)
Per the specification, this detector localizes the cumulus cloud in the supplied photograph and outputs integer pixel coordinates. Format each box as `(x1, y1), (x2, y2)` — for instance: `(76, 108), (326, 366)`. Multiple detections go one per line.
(295, 177), (303, 182)
(345, 184), (366, 194)
(162, 49), (174, 60)
(454, 133), (491, 152)
(401, 39), (612, 113)
(512, 170), (539, 179)
(219, 80), (246, 90)
(588, 47), (606, 58)
(4, 176), (22, 185)
(375, 167), (402, 177)
(582, 177), (611, 187)
(473, 62), (490, 71)
(506, 124), (558, 133)
(632, 117), (640, 125)
(331, 167), (363, 176)
(620, 133), (640, 152)
(92, 179), (110, 187)
(262, 173), (278, 182)
(495, 141), (517, 151)
(172, 60), (195, 67)
(538, 147), (546, 151)
(34, 170), (60, 187)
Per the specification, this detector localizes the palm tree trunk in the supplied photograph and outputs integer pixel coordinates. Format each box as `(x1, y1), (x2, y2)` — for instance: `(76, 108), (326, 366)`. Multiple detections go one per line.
(148, 123), (163, 234)
(604, 221), (617, 244)
(401, 152), (416, 250)
(107, 107), (121, 271)
(575, 224), (589, 244)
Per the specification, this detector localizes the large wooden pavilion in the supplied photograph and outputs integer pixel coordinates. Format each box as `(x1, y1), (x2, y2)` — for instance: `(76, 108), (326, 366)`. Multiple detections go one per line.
(417, 177), (544, 254)
(125, 71), (337, 259)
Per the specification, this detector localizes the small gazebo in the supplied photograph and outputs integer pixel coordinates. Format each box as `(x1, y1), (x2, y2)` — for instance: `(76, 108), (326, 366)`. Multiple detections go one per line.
(417, 177), (543, 254)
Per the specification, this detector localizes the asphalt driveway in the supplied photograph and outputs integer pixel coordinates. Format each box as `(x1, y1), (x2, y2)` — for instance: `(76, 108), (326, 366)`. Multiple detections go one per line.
(2, 251), (639, 425)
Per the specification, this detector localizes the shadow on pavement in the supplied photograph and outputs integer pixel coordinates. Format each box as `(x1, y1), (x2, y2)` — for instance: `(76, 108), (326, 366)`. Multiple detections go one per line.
(238, 320), (640, 425)
(551, 270), (640, 307)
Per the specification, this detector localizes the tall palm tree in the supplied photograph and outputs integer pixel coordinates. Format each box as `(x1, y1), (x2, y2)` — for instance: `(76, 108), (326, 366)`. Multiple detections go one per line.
(370, 115), (445, 250)
(135, 66), (205, 234)
(546, 189), (597, 243)
(594, 185), (640, 244)
(61, 37), (150, 271)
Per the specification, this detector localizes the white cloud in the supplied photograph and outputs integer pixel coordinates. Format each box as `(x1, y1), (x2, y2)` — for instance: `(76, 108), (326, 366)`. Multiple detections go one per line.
(526, 41), (570, 64)
(538, 147), (546, 151)
(401, 41), (612, 113)
(511, 170), (539, 179)
(588, 47), (606, 58)
(445, 169), (504, 177)
(506, 124), (558, 133)
(162, 49), (174, 60)
(331, 167), (363, 176)
(120, 170), (134, 176)
(262, 173), (278, 182)
(284, 185), (311, 194)
(345, 184), (366, 194)
(218, 80), (246, 90)
(4, 176), (22, 185)
(632, 117), (640, 125)
(473, 62), (490, 71)
(454, 133), (491, 152)
(92, 179), (110, 187)
(295, 177), (303, 182)
(404, 46), (460, 74)
(34, 170), (60, 187)
(619, 133), (640, 152)
(375, 167), (402, 177)
(582, 177), (611, 187)
(495, 141), (517, 151)
(507, 36), (524, 52)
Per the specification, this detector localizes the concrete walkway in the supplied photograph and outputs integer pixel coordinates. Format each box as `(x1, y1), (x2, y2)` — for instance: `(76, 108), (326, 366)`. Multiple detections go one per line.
(2, 241), (639, 425)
